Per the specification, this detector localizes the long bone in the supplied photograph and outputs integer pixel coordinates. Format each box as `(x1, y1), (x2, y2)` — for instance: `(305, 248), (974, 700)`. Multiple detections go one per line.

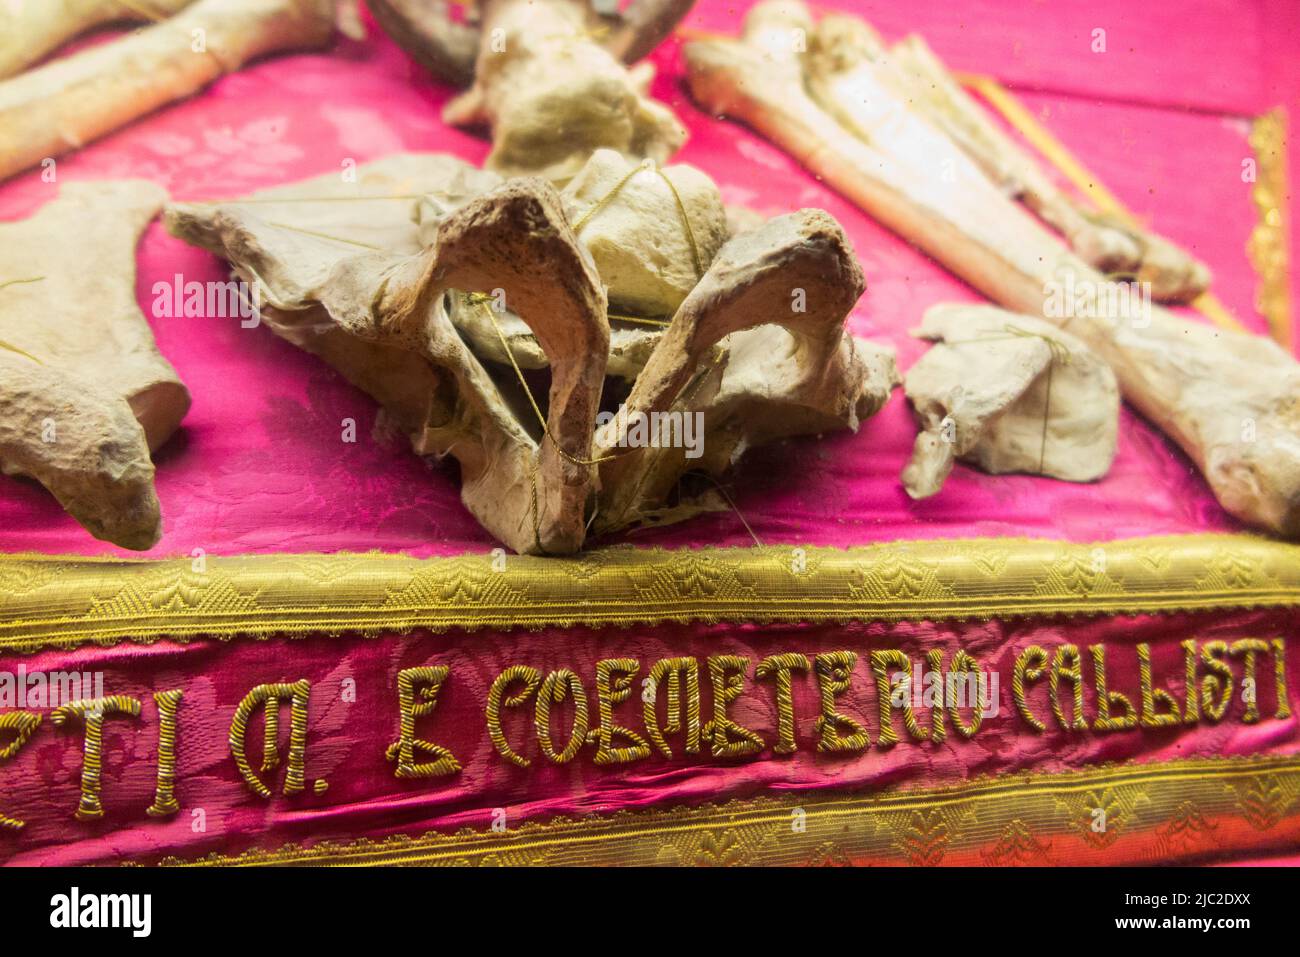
(684, 0), (1300, 538)
(168, 164), (608, 554)
(0, 181), (191, 549)
(0, 0), (337, 184)
(807, 15), (1210, 303)
(0, 0), (198, 79)
(374, 0), (690, 180)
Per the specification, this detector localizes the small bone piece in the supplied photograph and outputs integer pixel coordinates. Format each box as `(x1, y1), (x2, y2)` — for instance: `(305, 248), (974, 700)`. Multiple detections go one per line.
(387, 0), (689, 180)
(0, 180), (191, 549)
(686, 1), (1300, 538)
(0, 0), (197, 79)
(900, 304), (1119, 499)
(0, 0), (337, 184)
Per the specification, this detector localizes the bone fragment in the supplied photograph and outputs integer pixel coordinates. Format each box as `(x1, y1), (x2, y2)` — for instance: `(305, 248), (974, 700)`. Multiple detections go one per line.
(0, 0), (336, 184)
(168, 158), (608, 554)
(812, 19), (1210, 303)
(591, 209), (898, 531)
(0, 180), (190, 549)
(167, 153), (898, 550)
(561, 149), (729, 318)
(0, 0), (198, 79)
(436, 0), (686, 180)
(900, 304), (1118, 499)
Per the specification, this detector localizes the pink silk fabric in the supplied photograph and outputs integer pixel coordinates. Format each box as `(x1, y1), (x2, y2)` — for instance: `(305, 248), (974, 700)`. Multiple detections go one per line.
(0, 1), (1297, 866)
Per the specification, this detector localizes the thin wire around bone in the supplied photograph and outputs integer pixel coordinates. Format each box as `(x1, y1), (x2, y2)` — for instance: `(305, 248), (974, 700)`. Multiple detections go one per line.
(942, 323), (1073, 474)
(571, 159), (704, 279)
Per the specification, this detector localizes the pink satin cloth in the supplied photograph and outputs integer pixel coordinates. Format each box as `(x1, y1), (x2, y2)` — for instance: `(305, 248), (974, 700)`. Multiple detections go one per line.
(0, 1), (1297, 866)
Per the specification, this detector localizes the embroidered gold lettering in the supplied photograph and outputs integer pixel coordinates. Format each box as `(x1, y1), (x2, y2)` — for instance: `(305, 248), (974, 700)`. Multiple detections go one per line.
(643, 657), (701, 758)
(593, 659), (650, 765)
(704, 656), (764, 758)
(386, 666), (460, 778)
(813, 651), (869, 753)
(0, 711), (41, 830)
(147, 689), (183, 817)
(535, 669), (589, 764)
(756, 653), (809, 754)
(229, 681), (311, 798)
(485, 665), (540, 768)
(52, 695), (142, 821)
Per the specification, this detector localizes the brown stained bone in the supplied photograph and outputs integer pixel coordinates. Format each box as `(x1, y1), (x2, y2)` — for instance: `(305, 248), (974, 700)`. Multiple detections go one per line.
(900, 304), (1119, 499)
(0, 180), (191, 549)
(591, 209), (898, 532)
(0, 0), (337, 184)
(168, 160), (608, 554)
(0, 0), (198, 79)
(432, 0), (687, 180)
(685, 0), (1300, 539)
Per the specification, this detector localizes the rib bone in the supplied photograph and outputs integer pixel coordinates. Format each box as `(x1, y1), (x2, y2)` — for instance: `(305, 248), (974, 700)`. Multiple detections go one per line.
(685, 0), (1300, 538)
(0, 181), (191, 549)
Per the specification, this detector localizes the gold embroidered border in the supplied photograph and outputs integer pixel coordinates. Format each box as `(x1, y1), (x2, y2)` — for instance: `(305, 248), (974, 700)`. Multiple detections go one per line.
(1, 534), (1298, 653)
(154, 754), (1300, 866)
(1249, 108), (1294, 354)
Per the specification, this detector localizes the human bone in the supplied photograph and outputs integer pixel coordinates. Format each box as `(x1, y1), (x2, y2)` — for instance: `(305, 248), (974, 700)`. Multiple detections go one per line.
(373, 0), (691, 181)
(900, 304), (1119, 499)
(0, 0), (338, 184)
(0, 0), (197, 79)
(166, 152), (897, 552)
(0, 180), (190, 549)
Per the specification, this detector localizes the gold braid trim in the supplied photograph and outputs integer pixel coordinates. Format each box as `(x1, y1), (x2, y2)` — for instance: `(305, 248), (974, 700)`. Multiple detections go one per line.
(1248, 109), (1294, 354)
(1, 534), (1299, 652)
(147, 754), (1300, 867)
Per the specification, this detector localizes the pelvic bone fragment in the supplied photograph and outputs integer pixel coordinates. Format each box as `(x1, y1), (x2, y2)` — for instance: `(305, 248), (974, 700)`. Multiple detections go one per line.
(166, 152), (897, 552)
(0, 181), (191, 549)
